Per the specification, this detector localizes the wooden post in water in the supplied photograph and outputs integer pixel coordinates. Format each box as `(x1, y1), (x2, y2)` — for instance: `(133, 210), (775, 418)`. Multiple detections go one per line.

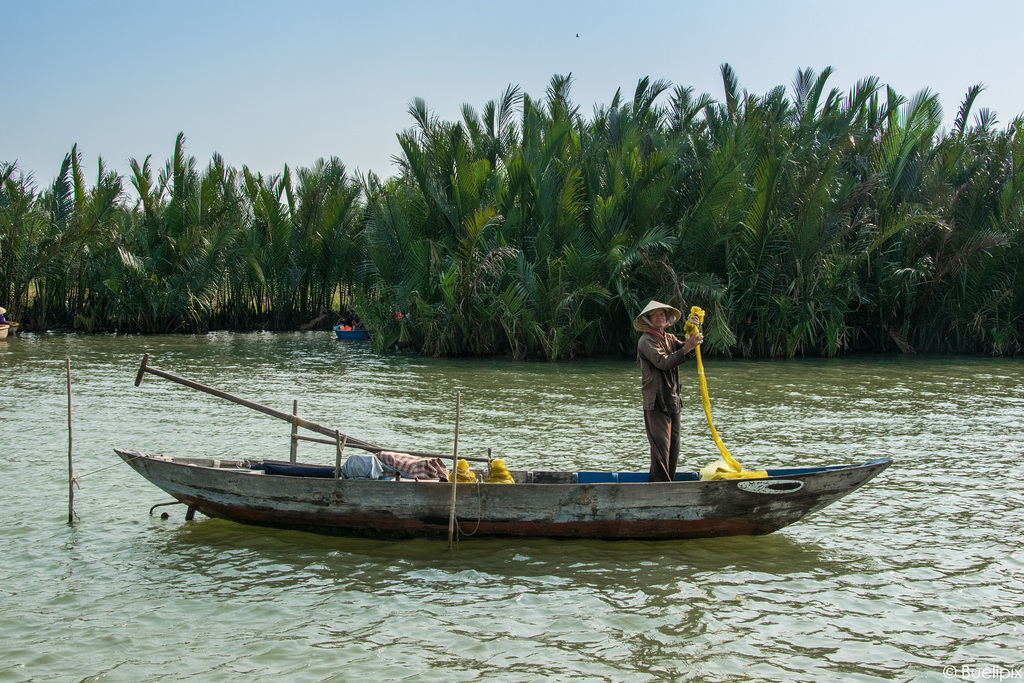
(447, 391), (461, 550)
(66, 357), (75, 525)
(290, 400), (299, 463)
(334, 431), (347, 480)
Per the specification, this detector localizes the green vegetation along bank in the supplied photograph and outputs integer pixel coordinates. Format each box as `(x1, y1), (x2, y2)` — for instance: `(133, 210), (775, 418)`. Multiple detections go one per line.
(3, 66), (1023, 359)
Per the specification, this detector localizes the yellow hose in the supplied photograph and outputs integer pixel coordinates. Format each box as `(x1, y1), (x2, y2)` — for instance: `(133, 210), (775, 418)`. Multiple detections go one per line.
(685, 307), (767, 480)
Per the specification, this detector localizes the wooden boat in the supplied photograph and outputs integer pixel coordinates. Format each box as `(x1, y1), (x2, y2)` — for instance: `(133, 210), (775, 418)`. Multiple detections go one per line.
(113, 449), (889, 540)
(117, 355), (891, 541)
(333, 325), (368, 340)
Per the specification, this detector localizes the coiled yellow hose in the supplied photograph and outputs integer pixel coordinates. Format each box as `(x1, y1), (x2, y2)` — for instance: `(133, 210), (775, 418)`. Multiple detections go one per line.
(685, 307), (767, 481)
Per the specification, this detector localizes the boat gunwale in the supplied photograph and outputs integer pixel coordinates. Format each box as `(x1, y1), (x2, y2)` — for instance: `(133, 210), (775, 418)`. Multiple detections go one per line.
(113, 448), (891, 486)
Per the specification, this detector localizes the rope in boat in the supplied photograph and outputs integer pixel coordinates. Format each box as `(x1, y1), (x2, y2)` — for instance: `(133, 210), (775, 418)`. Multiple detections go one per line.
(448, 459), (486, 538)
(684, 307), (767, 480)
(453, 477), (484, 538)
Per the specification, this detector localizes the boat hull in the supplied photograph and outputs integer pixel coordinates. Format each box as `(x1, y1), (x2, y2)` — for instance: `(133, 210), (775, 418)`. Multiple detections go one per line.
(114, 450), (891, 540)
(333, 327), (368, 340)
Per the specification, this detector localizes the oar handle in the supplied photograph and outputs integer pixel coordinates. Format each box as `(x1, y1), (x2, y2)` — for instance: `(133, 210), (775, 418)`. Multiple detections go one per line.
(133, 354), (486, 462)
(135, 354), (378, 451)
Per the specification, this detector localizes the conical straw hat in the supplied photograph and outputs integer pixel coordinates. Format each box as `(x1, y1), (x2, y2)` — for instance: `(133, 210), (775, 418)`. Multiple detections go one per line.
(633, 300), (682, 332)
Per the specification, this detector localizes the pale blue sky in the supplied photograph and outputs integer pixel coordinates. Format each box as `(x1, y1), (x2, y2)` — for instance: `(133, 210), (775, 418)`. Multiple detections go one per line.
(4, 0), (1023, 189)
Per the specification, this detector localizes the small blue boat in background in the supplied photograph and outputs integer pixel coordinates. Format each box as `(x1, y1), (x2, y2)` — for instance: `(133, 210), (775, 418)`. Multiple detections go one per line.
(333, 325), (369, 340)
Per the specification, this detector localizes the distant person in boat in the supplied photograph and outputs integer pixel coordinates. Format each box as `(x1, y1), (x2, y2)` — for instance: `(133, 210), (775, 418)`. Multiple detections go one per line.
(337, 309), (361, 329)
(0, 307), (7, 324)
(635, 300), (703, 483)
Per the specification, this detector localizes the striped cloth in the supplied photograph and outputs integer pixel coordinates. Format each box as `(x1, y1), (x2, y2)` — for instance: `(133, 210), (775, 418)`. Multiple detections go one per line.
(376, 451), (450, 481)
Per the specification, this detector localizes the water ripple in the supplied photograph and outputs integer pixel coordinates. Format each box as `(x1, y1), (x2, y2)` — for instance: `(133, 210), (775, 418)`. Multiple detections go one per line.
(1, 336), (1022, 681)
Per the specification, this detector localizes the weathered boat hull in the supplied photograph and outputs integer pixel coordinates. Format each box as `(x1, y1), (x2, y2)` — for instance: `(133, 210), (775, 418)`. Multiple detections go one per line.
(114, 449), (891, 540)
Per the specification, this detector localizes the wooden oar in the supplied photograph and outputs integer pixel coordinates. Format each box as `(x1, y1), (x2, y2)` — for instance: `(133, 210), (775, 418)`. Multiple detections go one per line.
(134, 353), (490, 462)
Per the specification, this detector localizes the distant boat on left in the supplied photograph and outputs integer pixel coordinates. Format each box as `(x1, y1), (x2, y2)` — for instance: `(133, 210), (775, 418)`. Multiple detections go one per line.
(333, 324), (368, 340)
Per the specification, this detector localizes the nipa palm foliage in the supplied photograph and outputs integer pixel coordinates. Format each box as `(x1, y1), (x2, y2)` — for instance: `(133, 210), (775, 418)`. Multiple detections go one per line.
(3, 68), (1024, 357)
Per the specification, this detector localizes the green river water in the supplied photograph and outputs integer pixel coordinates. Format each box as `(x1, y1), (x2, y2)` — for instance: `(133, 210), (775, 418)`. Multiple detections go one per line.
(0, 332), (1021, 682)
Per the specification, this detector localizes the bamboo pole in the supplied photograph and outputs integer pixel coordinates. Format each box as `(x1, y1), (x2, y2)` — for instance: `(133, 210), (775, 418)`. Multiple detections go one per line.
(290, 400), (299, 463)
(132, 358), (491, 464)
(134, 354), (374, 448)
(135, 352), (415, 454)
(66, 357), (75, 525)
(334, 431), (347, 480)
(447, 391), (460, 550)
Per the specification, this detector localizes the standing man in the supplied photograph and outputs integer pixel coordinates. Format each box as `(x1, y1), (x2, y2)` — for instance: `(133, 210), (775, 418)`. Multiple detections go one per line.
(635, 301), (703, 482)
